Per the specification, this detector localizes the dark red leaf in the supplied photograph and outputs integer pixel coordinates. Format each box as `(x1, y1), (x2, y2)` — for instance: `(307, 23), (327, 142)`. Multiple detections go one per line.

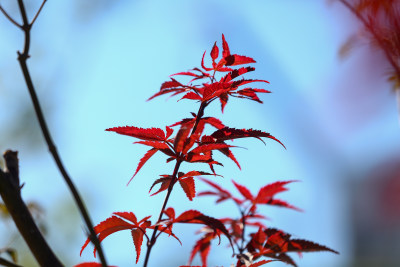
(147, 88), (187, 101)
(165, 126), (174, 139)
(255, 181), (297, 203)
(133, 141), (170, 150)
(222, 34), (231, 58)
(128, 148), (158, 185)
(248, 260), (274, 267)
(210, 41), (219, 61)
(106, 126), (166, 142)
(179, 177), (196, 201)
(190, 143), (233, 154)
(149, 176), (172, 196)
(209, 127), (286, 149)
(232, 180), (254, 201)
(174, 123), (192, 153)
(197, 177), (233, 203)
(286, 239), (339, 254)
(170, 71), (199, 78)
(131, 229), (144, 263)
(189, 234), (213, 266)
(112, 212), (138, 225)
(218, 147), (241, 169)
(265, 199), (302, 211)
(180, 92), (202, 101)
(160, 78), (183, 90)
(74, 263), (118, 267)
(221, 67), (255, 82)
(178, 170), (219, 179)
(201, 51), (213, 71)
(225, 54), (256, 66)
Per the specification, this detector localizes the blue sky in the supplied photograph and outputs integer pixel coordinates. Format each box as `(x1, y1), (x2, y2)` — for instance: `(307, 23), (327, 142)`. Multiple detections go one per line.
(1, 1), (400, 266)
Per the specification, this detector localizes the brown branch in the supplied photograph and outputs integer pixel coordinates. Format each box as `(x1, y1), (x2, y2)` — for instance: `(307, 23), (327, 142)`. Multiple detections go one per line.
(30, 0), (46, 26)
(0, 257), (23, 267)
(0, 151), (63, 267)
(0, 1), (109, 266)
(0, 5), (22, 28)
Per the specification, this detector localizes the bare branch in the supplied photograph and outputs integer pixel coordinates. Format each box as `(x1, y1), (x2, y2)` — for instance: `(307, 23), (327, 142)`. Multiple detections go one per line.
(0, 5), (22, 28)
(30, 0), (47, 26)
(0, 257), (23, 267)
(0, 151), (63, 267)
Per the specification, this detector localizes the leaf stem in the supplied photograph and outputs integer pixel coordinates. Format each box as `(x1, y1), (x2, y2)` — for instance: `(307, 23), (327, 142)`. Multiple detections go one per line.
(143, 160), (182, 267)
(10, 1), (108, 266)
(143, 102), (207, 267)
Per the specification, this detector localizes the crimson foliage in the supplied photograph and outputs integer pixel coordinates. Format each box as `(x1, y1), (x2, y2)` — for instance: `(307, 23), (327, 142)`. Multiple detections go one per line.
(77, 34), (337, 267)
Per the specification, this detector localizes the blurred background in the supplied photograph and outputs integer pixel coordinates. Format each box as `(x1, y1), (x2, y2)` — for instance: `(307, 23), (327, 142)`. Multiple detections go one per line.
(1, 0), (400, 266)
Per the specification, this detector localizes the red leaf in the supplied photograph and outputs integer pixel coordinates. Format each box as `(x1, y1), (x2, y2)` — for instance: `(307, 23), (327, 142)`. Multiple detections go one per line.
(218, 147), (241, 169)
(222, 34), (231, 58)
(225, 54), (256, 66)
(189, 235), (212, 266)
(202, 117), (225, 129)
(174, 124), (192, 153)
(147, 88), (187, 101)
(209, 127), (286, 149)
(106, 126), (166, 142)
(255, 181), (296, 203)
(172, 210), (232, 247)
(190, 143), (233, 154)
(179, 170), (219, 179)
(198, 177), (233, 203)
(128, 148), (158, 185)
(74, 263), (118, 267)
(249, 260), (274, 267)
(133, 141), (170, 150)
(164, 207), (175, 219)
(210, 41), (219, 61)
(220, 92), (229, 113)
(160, 78), (182, 90)
(170, 71), (199, 77)
(165, 126), (174, 139)
(131, 229), (144, 263)
(80, 216), (134, 256)
(221, 67), (255, 82)
(149, 176), (172, 196)
(180, 92), (202, 101)
(286, 239), (339, 254)
(232, 180), (254, 201)
(265, 199), (302, 211)
(201, 51), (213, 71)
(179, 177), (196, 201)
(112, 212), (138, 224)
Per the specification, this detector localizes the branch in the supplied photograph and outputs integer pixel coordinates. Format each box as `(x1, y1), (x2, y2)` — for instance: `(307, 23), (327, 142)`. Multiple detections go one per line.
(0, 151), (63, 267)
(0, 5), (22, 28)
(0, 257), (23, 267)
(30, 0), (46, 26)
(0, 1), (109, 266)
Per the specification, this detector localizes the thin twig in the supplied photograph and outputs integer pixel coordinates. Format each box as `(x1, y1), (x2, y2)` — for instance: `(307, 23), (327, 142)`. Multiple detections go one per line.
(0, 5), (22, 28)
(2, 0), (109, 266)
(30, 0), (46, 26)
(0, 257), (23, 267)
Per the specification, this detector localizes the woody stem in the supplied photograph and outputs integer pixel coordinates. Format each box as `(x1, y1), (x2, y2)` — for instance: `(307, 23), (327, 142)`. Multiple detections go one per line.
(143, 102), (206, 267)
